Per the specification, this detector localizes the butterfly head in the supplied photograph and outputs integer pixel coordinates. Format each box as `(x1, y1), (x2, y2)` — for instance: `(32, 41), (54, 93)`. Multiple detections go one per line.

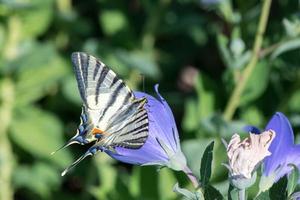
(74, 108), (105, 144)
(51, 108), (97, 155)
(74, 108), (101, 144)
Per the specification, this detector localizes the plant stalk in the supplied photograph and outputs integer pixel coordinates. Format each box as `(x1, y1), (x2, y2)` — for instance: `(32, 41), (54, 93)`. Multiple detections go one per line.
(183, 166), (200, 189)
(223, 0), (272, 121)
(238, 189), (246, 200)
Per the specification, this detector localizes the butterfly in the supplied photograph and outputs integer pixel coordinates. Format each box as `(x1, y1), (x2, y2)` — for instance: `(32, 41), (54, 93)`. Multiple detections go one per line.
(53, 52), (149, 175)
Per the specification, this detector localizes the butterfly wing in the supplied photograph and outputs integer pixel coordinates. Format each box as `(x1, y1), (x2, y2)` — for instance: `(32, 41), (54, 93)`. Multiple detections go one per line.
(71, 52), (149, 148)
(100, 98), (149, 149)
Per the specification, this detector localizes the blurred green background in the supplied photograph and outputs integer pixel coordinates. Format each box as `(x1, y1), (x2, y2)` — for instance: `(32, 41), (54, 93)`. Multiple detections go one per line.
(0, 0), (299, 199)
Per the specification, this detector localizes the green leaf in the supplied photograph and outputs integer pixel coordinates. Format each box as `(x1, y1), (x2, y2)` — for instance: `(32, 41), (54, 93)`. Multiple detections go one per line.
(217, 33), (232, 68)
(200, 141), (214, 186)
(240, 60), (269, 105)
(195, 73), (216, 120)
(288, 90), (300, 112)
(287, 164), (299, 196)
(89, 156), (118, 200)
(0, 25), (5, 53)
(100, 10), (128, 36)
(10, 106), (72, 168)
(140, 167), (159, 199)
(182, 138), (227, 182)
(17, 0), (53, 39)
(13, 162), (60, 198)
(271, 38), (300, 60)
(115, 49), (160, 78)
(241, 106), (264, 128)
(158, 169), (177, 200)
(254, 191), (270, 200)
(62, 74), (82, 105)
(269, 176), (288, 200)
(283, 18), (300, 37)
(182, 139), (212, 178)
(13, 43), (69, 106)
(182, 98), (199, 132)
(173, 183), (203, 200)
(204, 185), (224, 200)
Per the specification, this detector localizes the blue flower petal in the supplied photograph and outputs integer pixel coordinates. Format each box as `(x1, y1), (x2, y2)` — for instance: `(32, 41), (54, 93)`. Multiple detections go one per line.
(263, 112), (295, 176)
(244, 125), (261, 134)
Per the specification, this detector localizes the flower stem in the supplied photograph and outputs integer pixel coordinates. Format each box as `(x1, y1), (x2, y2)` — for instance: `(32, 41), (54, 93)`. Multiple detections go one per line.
(183, 166), (200, 189)
(238, 189), (246, 200)
(223, 0), (272, 121)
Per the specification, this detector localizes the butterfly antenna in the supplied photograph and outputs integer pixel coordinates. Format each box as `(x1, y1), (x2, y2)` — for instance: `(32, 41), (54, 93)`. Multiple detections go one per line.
(61, 151), (92, 176)
(51, 139), (78, 155)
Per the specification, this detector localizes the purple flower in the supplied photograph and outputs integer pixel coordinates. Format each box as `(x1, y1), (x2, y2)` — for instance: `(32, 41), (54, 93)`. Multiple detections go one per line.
(107, 84), (187, 171)
(61, 85), (190, 176)
(259, 112), (300, 191)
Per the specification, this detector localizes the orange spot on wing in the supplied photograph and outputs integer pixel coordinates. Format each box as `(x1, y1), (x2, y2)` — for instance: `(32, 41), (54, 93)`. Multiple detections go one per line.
(92, 128), (105, 135)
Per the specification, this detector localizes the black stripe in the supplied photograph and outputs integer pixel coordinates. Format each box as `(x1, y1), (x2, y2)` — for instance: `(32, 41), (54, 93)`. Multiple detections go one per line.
(121, 91), (132, 106)
(123, 135), (148, 145)
(135, 115), (148, 124)
(122, 111), (147, 129)
(132, 128), (148, 136)
(110, 111), (148, 134)
(119, 135), (148, 148)
(74, 67), (86, 102)
(110, 96), (142, 124)
(95, 66), (109, 104)
(98, 82), (125, 122)
(80, 54), (88, 90)
(104, 100), (143, 132)
(110, 75), (119, 88)
(119, 123), (148, 137)
(93, 61), (101, 80)
(117, 110), (148, 128)
(121, 135), (148, 146)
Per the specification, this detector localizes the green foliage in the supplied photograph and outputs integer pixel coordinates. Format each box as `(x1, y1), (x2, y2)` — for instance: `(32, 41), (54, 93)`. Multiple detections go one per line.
(271, 38), (300, 60)
(254, 191), (270, 200)
(13, 163), (60, 198)
(10, 106), (72, 168)
(240, 60), (270, 105)
(287, 165), (300, 197)
(173, 183), (202, 200)
(100, 10), (128, 36)
(204, 185), (224, 200)
(0, 0), (300, 199)
(269, 176), (288, 200)
(200, 141), (214, 186)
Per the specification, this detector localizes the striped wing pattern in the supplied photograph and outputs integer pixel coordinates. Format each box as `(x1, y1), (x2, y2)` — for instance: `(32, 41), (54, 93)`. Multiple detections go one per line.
(72, 52), (149, 149)
(103, 99), (149, 149)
